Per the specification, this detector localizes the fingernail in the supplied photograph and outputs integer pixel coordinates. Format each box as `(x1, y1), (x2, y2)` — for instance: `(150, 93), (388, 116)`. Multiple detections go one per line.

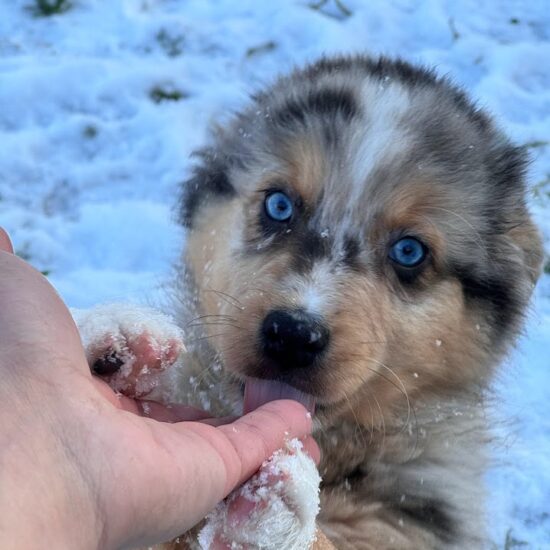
(0, 228), (14, 254)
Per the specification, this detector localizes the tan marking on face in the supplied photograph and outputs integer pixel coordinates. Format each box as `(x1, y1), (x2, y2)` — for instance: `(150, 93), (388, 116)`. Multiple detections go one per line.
(327, 182), (493, 426)
(284, 135), (327, 204)
(185, 175), (499, 430)
(317, 274), (391, 401)
(344, 278), (492, 428)
(381, 181), (448, 224)
(185, 199), (242, 316)
(186, 197), (295, 365)
(374, 181), (450, 259)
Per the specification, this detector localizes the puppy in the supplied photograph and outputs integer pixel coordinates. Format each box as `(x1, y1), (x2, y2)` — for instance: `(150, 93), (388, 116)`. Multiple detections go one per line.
(81, 56), (543, 549)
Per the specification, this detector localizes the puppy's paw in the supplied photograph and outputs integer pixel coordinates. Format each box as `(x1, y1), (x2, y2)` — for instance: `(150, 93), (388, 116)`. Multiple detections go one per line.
(198, 439), (320, 550)
(72, 304), (184, 398)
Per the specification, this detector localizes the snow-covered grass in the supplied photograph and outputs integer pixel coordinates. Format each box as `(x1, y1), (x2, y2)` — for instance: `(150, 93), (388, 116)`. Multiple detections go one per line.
(1, 1), (548, 547)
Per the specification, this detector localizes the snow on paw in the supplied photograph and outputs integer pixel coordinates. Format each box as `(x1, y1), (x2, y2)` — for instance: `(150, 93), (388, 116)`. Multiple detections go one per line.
(198, 439), (321, 550)
(72, 304), (184, 398)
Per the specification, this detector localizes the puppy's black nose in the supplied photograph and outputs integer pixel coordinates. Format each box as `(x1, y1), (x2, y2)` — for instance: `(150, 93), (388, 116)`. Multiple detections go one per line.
(261, 309), (329, 368)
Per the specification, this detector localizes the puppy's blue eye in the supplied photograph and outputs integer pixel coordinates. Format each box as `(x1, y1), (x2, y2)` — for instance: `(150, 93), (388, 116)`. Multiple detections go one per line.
(389, 237), (426, 267)
(265, 191), (293, 222)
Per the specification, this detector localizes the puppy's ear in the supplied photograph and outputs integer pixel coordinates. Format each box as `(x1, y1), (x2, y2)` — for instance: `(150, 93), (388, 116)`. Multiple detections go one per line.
(179, 149), (236, 228)
(488, 143), (544, 286)
(506, 217), (544, 286)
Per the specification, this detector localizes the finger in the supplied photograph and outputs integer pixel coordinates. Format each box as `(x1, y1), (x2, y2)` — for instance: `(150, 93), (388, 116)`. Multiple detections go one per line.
(199, 415), (238, 427)
(212, 399), (313, 492)
(177, 399), (312, 517)
(300, 434), (321, 465)
(136, 401), (213, 423)
(91, 377), (214, 422)
(100, 399), (313, 547)
(0, 228), (13, 253)
(0, 251), (86, 375)
(171, 399), (313, 496)
(205, 429), (319, 465)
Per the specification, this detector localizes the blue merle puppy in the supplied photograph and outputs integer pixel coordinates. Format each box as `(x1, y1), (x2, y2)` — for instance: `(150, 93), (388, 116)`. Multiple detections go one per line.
(86, 55), (543, 549)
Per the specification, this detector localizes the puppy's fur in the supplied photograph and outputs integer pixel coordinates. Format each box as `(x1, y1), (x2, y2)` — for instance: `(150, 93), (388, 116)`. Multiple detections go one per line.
(158, 56), (542, 548)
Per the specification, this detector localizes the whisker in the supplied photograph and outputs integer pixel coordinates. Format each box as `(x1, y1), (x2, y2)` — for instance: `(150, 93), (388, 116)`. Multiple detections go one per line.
(370, 392), (386, 458)
(342, 389), (369, 450)
(365, 358), (412, 432)
(363, 360), (420, 458)
(193, 357), (222, 387)
(187, 321), (243, 330)
(185, 332), (235, 344)
(203, 288), (245, 310)
(422, 206), (485, 252)
(187, 314), (237, 324)
(362, 391), (376, 445)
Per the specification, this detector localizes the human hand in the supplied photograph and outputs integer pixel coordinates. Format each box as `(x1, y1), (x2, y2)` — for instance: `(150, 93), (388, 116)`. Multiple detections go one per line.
(0, 228), (318, 549)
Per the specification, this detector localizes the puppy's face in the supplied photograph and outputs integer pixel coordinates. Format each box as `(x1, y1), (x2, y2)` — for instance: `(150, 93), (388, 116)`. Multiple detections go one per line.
(182, 58), (542, 424)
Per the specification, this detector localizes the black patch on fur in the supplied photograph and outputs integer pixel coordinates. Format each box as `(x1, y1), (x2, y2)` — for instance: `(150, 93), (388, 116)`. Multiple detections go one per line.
(307, 88), (357, 119)
(343, 236), (361, 270)
(486, 144), (528, 196)
(300, 55), (492, 133)
(344, 465), (367, 485)
(394, 498), (457, 543)
(302, 56), (438, 89)
(180, 151), (236, 227)
(291, 229), (332, 273)
(451, 264), (518, 331)
(273, 87), (357, 128)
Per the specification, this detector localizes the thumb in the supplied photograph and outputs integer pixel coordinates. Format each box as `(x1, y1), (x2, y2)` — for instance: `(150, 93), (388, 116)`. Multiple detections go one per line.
(0, 241), (85, 373)
(103, 400), (315, 548)
(0, 228), (14, 253)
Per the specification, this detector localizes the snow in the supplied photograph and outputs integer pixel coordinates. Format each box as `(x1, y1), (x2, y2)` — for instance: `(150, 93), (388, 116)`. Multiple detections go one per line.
(0, 0), (548, 547)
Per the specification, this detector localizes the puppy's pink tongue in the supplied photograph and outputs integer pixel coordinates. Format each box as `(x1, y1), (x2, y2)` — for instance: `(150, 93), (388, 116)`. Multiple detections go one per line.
(243, 377), (315, 415)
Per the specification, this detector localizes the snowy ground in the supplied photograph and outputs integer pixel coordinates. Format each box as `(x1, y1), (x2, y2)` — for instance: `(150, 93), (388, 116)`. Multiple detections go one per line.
(1, 1), (548, 547)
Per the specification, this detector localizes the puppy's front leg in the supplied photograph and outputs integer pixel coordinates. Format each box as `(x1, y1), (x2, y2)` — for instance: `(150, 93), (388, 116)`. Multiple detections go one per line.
(198, 439), (323, 550)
